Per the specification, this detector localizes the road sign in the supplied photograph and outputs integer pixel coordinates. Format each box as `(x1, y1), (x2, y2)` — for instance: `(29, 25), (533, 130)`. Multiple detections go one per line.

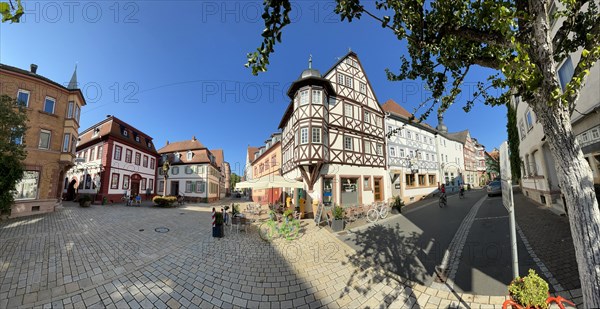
(499, 141), (519, 279)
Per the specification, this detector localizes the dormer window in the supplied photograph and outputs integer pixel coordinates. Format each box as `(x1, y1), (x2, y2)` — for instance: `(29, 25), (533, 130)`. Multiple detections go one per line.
(174, 152), (180, 162)
(120, 125), (128, 137)
(187, 151), (193, 161)
(92, 127), (100, 137)
(161, 154), (167, 163)
(134, 132), (140, 142)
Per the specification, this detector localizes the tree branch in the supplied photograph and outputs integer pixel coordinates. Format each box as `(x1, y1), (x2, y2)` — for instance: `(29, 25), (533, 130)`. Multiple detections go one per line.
(552, 0), (591, 59)
(438, 25), (513, 49)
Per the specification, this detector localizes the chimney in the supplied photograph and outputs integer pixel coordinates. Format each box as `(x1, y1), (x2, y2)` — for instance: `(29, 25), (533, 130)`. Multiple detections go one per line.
(165, 140), (169, 146)
(30, 64), (38, 74)
(192, 136), (196, 141)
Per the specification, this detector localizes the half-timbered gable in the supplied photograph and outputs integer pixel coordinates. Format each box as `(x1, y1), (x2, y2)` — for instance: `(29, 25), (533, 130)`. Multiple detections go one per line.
(278, 53), (389, 208)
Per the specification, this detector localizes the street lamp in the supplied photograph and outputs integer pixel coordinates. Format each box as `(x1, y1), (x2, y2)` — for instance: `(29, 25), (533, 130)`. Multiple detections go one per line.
(162, 160), (170, 197)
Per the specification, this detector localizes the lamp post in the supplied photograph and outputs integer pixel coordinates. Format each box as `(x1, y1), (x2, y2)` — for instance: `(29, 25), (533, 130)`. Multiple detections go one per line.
(162, 160), (170, 197)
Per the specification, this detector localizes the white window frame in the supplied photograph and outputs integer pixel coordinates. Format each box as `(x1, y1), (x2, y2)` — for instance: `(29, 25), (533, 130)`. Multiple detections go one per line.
(344, 104), (353, 118)
(44, 97), (55, 114)
(300, 127), (309, 144)
(399, 148), (405, 158)
(526, 110), (534, 130)
(389, 147), (396, 157)
(39, 130), (51, 150)
(344, 136), (353, 150)
(376, 144), (383, 156)
(364, 141), (371, 154)
(62, 133), (70, 152)
(311, 127), (321, 144)
(337, 73), (345, 85)
(346, 75), (353, 88)
(300, 90), (309, 105)
(312, 89), (322, 104)
(359, 82), (366, 94)
(67, 101), (74, 118)
(558, 56), (574, 92)
(17, 89), (30, 107)
(364, 111), (370, 124)
(187, 151), (193, 161)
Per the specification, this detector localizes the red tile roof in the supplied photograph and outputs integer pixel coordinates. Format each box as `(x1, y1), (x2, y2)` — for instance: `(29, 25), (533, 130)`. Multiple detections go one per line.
(78, 116), (157, 153)
(247, 146), (259, 163)
(157, 137), (205, 153)
(211, 149), (224, 167)
(381, 99), (413, 118)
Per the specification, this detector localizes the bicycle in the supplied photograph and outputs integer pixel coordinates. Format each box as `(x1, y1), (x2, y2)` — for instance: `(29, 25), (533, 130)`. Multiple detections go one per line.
(459, 188), (465, 199)
(258, 212), (301, 241)
(366, 202), (390, 223)
(439, 194), (448, 207)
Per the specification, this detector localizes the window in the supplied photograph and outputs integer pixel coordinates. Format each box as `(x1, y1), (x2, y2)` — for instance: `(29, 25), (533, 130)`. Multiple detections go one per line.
(558, 57), (574, 92)
(143, 155), (148, 168)
(526, 111), (534, 130)
(344, 136), (353, 150)
(71, 136), (77, 154)
(62, 133), (70, 152)
(185, 166), (194, 174)
(17, 90), (30, 107)
(344, 104), (353, 117)
(300, 90), (309, 105)
(92, 127), (100, 137)
(150, 158), (155, 169)
(39, 130), (51, 149)
(390, 147), (396, 157)
(359, 82), (366, 94)
(74, 104), (80, 122)
(197, 165), (205, 174)
(337, 73), (345, 85)
(363, 176), (371, 190)
(186, 151), (193, 161)
(364, 111), (370, 123)
(271, 155), (277, 167)
(406, 131), (412, 140)
(134, 134), (140, 142)
(364, 142), (371, 154)
(409, 150), (414, 158)
(111, 173), (120, 189)
(196, 181), (205, 193)
(67, 101), (74, 118)
(149, 179), (154, 191)
(11, 128), (23, 145)
(300, 127), (308, 144)
(122, 175), (130, 190)
(114, 146), (122, 161)
(185, 181), (193, 193)
(592, 128), (599, 139)
(265, 160), (270, 170)
(417, 151), (422, 160)
(376, 144), (383, 156)
(311, 127), (321, 143)
(125, 149), (132, 163)
(141, 178), (147, 190)
(13, 171), (40, 200)
(346, 75), (353, 88)
(158, 181), (164, 193)
(426, 153), (430, 161)
(399, 148), (405, 158)
(406, 174), (416, 187)
(44, 97), (55, 114)
(172, 167), (179, 175)
(135, 152), (141, 165)
(97, 146), (103, 159)
(312, 90), (322, 104)
(428, 175), (436, 185)
(418, 175), (425, 186)
(89, 148), (94, 161)
(84, 174), (92, 190)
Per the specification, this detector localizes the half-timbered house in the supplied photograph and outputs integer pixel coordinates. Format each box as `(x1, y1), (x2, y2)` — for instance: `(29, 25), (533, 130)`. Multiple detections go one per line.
(279, 52), (388, 210)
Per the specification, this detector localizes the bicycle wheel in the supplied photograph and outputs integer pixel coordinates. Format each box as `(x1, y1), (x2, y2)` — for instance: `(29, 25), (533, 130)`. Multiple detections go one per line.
(439, 198), (445, 208)
(366, 209), (379, 223)
(286, 220), (300, 240)
(380, 205), (389, 219)
(258, 223), (273, 241)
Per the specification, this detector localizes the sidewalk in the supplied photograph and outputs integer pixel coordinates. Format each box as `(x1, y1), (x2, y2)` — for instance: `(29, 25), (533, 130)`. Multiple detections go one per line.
(513, 190), (581, 293)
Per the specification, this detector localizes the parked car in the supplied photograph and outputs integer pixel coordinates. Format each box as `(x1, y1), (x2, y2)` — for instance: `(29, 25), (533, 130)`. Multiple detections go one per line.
(487, 180), (502, 197)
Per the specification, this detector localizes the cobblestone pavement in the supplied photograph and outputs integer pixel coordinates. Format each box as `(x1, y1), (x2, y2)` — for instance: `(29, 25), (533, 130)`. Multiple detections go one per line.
(0, 200), (579, 308)
(513, 191), (581, 292)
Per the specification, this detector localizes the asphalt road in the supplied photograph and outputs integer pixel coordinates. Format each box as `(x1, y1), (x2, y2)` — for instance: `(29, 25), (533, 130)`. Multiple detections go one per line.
(338, 189), (541, 296)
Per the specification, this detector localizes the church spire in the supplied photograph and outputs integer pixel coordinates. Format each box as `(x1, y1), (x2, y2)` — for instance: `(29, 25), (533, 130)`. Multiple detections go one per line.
(308, 54), (312, 69)
(67, 64), (78, 90)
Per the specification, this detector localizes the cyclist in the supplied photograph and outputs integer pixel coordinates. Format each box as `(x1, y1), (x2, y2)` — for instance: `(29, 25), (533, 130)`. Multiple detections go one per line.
(439, 184), (447, 207)
(459, 183), (465, 198)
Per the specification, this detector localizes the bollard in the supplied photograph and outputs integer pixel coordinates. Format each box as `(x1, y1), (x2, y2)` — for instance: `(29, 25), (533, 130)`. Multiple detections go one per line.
(212, 207), (215, 228)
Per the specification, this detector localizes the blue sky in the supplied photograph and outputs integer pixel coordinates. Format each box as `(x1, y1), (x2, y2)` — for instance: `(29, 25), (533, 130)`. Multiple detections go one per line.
(1, 1), (507, 175)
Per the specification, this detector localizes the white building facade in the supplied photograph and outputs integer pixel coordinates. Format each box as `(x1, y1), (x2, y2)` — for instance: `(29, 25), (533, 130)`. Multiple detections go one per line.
(382, 100), (440, 204)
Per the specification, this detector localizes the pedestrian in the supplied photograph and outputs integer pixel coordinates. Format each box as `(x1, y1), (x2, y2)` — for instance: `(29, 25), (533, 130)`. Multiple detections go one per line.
(145, 187), (151, 200)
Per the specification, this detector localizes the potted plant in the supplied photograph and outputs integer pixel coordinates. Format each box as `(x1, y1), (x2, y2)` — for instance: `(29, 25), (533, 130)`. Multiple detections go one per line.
(391, 196), (404, 214)
(79, 194), (92, 207)
(502, 269), (574, 309)
(331, 206), (344, 232)
(212, 212), (224, 238)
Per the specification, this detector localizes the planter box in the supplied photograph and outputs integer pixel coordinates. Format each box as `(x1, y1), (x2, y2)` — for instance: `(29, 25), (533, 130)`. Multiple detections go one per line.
(332, 219), (344, 232)
(80, 201), (91, 207)
(212, 225), (224, 238)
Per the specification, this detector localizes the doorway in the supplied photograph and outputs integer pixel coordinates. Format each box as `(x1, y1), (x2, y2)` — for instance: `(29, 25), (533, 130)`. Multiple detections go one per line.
(131, 181), (140, 197)
(340, 178), (358, 206)
(374, 177), (383, 202)
(171, 181), (179, 196)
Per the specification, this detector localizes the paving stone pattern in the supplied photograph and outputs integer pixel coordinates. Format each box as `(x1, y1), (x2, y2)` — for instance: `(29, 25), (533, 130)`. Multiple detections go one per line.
(0, 201), (579, 308)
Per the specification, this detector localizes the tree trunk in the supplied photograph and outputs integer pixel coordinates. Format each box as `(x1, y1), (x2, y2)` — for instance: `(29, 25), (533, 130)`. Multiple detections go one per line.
(532, 101), (600, 308)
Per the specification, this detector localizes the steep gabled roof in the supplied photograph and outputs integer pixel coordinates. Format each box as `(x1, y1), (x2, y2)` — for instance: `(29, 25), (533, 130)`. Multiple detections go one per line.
(247, 146), (259, 163)
(445, 130), (470, 144)
(78, 115), (157, 153)
(211, 149), (224, 167)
